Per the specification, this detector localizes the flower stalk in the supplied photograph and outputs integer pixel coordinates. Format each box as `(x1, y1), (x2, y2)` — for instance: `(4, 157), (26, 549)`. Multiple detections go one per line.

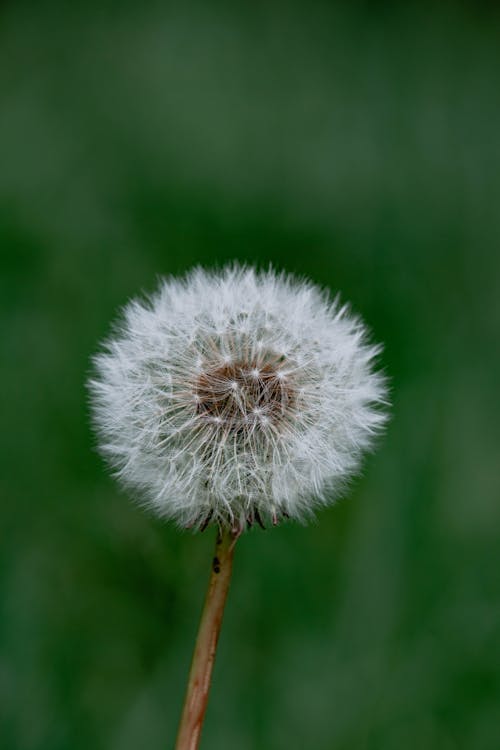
(175, 528), (239, 750)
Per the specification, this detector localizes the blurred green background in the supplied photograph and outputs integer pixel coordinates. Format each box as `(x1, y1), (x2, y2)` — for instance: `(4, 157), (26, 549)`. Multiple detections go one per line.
(1, 1), (499, 748)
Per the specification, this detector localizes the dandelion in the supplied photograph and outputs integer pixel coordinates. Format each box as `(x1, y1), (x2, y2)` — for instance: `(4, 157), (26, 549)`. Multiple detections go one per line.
(88, 265), (388, 749)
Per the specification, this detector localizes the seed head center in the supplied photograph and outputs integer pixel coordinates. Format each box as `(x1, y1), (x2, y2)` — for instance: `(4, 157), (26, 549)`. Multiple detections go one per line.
(194, 358), (294, 430)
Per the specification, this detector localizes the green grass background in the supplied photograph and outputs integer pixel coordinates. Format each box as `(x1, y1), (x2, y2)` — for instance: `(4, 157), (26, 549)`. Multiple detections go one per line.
(1, 2), (499, 748)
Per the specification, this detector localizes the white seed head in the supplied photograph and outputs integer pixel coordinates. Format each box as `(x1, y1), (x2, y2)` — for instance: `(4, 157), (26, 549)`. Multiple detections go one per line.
(88, 266), (388, 531)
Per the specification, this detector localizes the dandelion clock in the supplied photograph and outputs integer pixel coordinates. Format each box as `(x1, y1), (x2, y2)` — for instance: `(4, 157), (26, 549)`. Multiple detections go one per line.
(88, 265), (388, 749)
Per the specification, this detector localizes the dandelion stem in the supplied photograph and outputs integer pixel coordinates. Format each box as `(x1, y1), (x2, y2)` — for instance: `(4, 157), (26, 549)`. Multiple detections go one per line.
(175, 528), (238, 750)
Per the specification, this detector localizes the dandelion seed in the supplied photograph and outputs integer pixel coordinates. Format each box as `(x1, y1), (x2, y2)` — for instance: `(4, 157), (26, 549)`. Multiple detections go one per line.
(89, 265), (388, 532)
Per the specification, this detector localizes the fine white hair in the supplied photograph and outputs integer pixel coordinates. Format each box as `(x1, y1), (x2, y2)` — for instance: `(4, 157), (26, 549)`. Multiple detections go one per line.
(89, 265), (388, 530)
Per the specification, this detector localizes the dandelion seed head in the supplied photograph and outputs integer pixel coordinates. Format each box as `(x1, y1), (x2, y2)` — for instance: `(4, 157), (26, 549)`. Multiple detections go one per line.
(88, 265), (388, 530)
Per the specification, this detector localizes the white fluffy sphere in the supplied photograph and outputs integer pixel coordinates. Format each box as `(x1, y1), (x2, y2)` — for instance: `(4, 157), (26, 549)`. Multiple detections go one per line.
(89, 266), (388, 530)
